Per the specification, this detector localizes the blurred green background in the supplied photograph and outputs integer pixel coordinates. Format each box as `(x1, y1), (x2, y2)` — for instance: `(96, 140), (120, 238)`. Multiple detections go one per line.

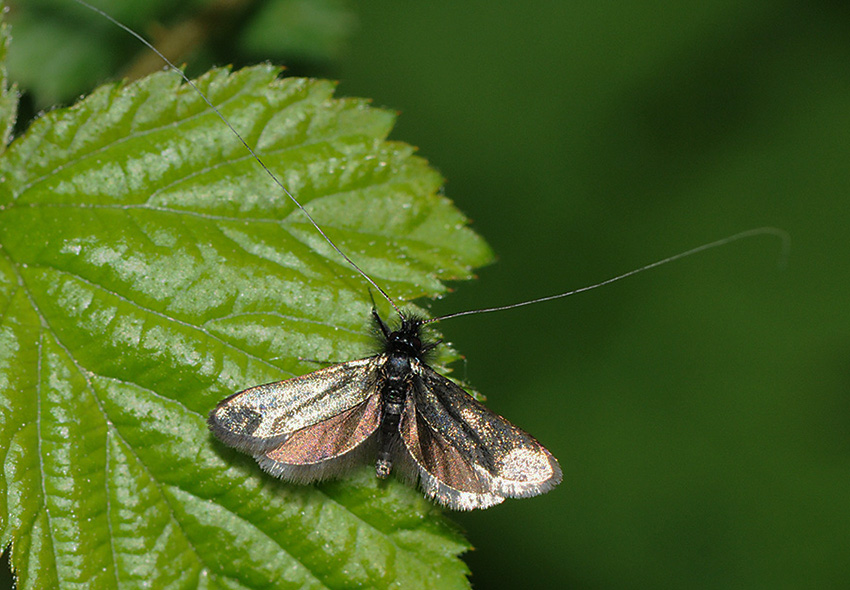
(5, 0), (850, 587)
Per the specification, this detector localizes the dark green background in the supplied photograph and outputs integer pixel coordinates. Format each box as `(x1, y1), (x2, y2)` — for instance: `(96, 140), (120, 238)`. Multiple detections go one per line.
(6, 1), (850, 588)
(339, 3), (850, 587)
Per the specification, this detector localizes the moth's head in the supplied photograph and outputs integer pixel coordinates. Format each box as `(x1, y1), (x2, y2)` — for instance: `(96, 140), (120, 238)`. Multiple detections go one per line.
(375, 313), (440, 360)
(388, 316), (424, 355)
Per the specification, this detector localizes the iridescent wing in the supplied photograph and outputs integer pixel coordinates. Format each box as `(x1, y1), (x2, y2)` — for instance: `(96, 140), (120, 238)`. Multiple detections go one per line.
(398, 360), (562, 510)
(208, 356), (383, 458)
(255, 392), (383, 483)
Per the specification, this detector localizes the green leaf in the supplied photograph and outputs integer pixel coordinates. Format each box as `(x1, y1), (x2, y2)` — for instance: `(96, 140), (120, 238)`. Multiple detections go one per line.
(0, 61), (491, 588)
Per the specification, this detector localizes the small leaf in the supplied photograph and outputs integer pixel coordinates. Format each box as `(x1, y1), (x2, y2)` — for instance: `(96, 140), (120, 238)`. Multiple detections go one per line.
(239, 0), (358, 62)
(6, 0), (359, 107)
(0, 64), (491, 588)
(0, 7), (17, 150)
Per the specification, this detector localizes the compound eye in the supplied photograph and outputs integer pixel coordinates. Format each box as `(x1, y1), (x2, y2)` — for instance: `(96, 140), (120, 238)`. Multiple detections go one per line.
(389, 331), (401, 340)
(410, 336), (421, 350)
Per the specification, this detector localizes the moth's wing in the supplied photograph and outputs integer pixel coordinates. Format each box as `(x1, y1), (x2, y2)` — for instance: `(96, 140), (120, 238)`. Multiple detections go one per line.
(398, 360), (562, 510)
(256, 393), (382, 483)
(208, 356), (382, 455)
(397, 394), (505, 510)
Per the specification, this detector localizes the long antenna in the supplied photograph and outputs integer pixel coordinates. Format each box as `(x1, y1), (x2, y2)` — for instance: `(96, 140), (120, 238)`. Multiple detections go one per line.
(71, 0), (403, 318)
(425, 227), (790, 324)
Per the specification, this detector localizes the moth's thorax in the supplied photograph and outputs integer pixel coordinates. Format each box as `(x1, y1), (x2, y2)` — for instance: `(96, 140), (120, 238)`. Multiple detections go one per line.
(380, 351), (415, 406)
(384, 352), (413, 377)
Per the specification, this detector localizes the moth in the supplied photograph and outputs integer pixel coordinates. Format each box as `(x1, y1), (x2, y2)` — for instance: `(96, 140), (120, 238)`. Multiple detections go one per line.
(208, 311), (561, 510)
